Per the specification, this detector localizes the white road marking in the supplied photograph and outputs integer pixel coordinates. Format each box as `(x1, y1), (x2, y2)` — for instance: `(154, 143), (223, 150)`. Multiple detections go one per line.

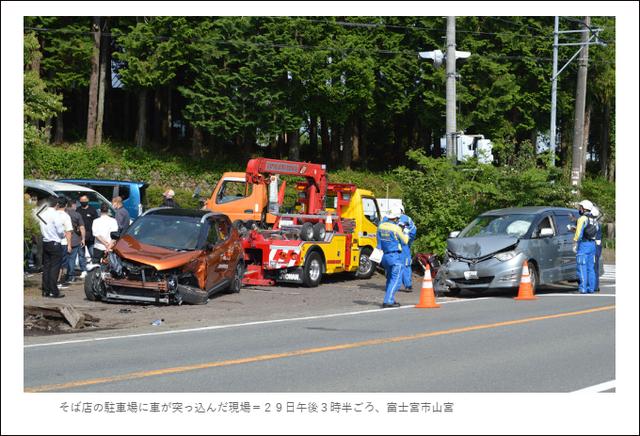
(571, 380), (615, 393)
(538, 294), (615, 298)
(24, 297), (491, 349)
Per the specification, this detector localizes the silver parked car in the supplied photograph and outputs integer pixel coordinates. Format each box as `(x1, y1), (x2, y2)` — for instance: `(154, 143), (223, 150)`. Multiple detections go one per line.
(434, 206), (604, 295)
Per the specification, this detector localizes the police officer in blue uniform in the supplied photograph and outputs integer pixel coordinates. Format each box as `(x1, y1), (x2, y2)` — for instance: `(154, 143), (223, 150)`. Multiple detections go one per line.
(398, 209), (417, 291)
(591, 206), (603, 292)
(573, 200), (597, 294)
(377, 207), (409, 308)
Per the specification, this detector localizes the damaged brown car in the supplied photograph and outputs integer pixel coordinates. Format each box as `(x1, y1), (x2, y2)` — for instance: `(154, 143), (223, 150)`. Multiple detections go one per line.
(84, 208), (244, 305)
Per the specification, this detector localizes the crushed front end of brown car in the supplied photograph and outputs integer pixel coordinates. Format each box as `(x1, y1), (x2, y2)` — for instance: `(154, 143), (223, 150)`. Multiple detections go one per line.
(84, 208), (244, 305)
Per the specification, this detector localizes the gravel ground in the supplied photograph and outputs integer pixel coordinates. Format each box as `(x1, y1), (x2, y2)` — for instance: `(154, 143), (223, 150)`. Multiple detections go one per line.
(23, 269), (425, 336)
(23, 248), (614, 336)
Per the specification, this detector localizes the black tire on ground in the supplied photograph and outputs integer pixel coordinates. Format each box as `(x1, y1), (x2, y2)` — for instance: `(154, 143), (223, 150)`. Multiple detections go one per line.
(312, 222), (326, 241)
(177, 284), (209, 305)
(84, 268), (105, 301)
(227, 261), (244, 293)
(354, 246), (376, 279)
(302, 251), (323, 287)
(445, 288), (461, 297)
(300, 222), (314, 241)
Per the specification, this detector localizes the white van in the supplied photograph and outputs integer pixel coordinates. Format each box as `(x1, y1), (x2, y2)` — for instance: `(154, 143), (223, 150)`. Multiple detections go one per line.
(24, 179), (116, 216)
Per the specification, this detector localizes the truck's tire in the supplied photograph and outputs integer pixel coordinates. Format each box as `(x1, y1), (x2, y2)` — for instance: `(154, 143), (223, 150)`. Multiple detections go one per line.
(302, 251), (323, 287)
(312, 222), (326, 241)
(300, 222), (314, 241)
(354, 246), (376, 279)
(84, 268), (105, 301)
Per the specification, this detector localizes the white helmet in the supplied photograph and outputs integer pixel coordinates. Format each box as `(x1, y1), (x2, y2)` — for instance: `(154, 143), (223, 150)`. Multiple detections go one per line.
(388, 206), (403, 219)
(578, 199), (593, 211)
(591, 206), (600, 218)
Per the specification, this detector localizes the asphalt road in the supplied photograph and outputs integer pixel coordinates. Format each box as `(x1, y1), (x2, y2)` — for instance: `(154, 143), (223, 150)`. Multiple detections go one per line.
(24, 266), (616, 393)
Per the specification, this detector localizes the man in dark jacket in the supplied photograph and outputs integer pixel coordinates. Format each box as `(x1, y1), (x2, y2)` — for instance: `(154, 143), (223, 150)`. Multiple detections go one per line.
(77, 195), (98, 269)
(112, 196), (130, 234)
(160, 189), (180, 208)
(64, 198), (86, 283)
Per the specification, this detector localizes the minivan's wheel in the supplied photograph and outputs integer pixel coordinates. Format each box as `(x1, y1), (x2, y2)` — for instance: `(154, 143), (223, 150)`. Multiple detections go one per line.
(84, 268), (105, 301)
(528, 261), (539, 293)
(354, 247), (376, 279)
(300, 222), (314, 241)
(445, 288), (461, 297)
(228, 261), (244, 293)
(302, 251), (323, 287)
(312, 222), (326, 241)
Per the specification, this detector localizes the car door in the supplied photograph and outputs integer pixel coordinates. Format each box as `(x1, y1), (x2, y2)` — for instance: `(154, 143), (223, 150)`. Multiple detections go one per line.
(361, 196), (380, 238)
(553, 211), (579, 280)
(204, 217), (235, 293)
(204, 219), (223, 293)
(527, 214), (559, 284)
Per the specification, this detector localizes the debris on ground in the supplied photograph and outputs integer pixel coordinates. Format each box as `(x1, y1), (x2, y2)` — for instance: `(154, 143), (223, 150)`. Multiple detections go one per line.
(24, 304), (100, 332)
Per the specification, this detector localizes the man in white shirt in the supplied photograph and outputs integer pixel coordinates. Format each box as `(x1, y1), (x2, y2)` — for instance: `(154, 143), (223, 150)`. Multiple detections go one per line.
(38, 197), (72, 298)
(92, 203), (119, 263)
(57, 198), (74, 287)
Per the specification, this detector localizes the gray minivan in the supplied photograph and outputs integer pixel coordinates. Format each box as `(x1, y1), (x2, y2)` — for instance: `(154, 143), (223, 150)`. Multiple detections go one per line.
(434, 206), (604, 295)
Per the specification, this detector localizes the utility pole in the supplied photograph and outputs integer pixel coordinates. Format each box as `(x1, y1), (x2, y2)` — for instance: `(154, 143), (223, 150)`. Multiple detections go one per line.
(549, 17), (604, 171)
(419, 18), (469, 162)
(446, 16), (457, 162)
(549, 17), (559, 166)
(571, 16), (590, 186)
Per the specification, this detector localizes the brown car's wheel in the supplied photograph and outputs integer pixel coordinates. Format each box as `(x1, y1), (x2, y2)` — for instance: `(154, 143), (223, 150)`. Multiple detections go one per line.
(84, 268), (105, 301)
(228, 261), (244, 293)
(177, 284), (209, 305)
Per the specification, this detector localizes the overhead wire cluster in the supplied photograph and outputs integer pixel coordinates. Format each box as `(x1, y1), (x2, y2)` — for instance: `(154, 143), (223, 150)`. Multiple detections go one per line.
(24, 16), (613, 66)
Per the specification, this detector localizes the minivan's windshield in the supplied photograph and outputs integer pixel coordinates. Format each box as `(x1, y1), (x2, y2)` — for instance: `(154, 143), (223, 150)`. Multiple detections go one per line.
(54, 190), (115, 216)
(125, 215), (203, 251)
(459, 214), (535, 238)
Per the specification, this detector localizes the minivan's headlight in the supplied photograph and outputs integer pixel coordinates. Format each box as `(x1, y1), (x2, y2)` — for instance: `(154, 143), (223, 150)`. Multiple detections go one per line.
(494, 250), (517, 261)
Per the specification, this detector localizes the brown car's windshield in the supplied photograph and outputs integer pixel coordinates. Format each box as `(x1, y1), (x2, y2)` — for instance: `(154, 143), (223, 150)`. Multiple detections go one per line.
(125, 214), (203, 251)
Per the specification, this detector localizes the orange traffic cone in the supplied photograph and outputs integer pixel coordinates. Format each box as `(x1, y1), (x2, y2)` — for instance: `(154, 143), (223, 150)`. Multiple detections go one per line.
(514, 260), (537, 300)
(325, 214), (333, 232)
(415, 263), (440, 308)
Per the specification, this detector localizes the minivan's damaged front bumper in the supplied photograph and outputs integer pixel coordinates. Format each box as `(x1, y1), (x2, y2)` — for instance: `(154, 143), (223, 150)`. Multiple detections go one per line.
(434, 251), (526, 293)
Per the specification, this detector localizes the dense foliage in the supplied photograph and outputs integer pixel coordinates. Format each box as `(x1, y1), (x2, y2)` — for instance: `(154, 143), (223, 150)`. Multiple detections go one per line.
(24, 16), (615, 177)
(23, 16), (616, 253)
(26, 142), (614, 254)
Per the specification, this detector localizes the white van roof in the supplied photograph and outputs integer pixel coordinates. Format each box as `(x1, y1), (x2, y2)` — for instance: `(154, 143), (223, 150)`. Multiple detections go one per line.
(24, 179), (100, 194)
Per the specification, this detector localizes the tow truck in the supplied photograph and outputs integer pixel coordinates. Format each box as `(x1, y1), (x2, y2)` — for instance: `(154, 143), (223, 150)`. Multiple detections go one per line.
(203, 158), (381, 287)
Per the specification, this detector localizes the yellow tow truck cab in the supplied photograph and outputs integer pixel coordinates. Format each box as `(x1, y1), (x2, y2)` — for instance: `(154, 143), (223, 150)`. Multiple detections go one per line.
(242, 184), (382, 287)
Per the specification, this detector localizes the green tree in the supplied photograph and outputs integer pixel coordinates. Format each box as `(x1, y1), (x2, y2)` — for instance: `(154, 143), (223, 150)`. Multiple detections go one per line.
(113, 17), (188, 148)
(28, 17), (93, 143)
(24, 31), (64, 149)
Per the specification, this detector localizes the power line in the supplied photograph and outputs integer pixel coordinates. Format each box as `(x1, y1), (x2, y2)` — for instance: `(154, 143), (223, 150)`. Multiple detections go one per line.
(287, 17), (553, 40)
(485, 16), (549, 35)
